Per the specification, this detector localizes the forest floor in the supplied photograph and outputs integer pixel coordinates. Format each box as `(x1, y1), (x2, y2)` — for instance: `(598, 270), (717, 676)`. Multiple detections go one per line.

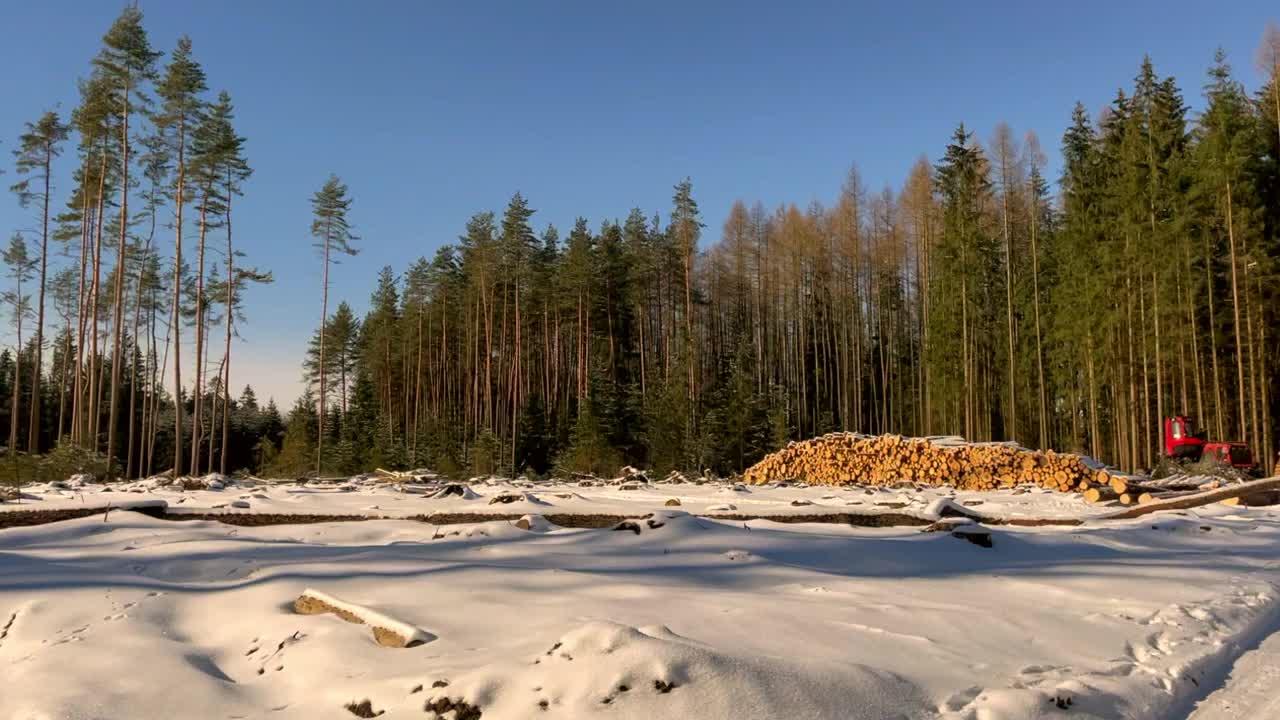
(2, 473), (1280, 719)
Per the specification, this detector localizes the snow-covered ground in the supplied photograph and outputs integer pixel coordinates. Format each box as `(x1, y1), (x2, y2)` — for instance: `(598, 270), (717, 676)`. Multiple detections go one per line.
(2, 472), (1120, 522)
(3, 476), (1280, 719)
(1187, 625), (1280, 719)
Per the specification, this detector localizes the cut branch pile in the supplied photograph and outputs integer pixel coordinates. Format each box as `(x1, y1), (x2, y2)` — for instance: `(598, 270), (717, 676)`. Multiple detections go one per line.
(743, 433), (1105, 493)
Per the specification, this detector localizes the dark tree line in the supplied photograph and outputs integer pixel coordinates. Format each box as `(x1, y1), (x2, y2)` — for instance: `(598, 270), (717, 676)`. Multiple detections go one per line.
(276, 41), (1280, 480)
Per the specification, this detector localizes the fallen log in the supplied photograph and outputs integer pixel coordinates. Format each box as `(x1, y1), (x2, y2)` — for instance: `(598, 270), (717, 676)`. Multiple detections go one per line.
(1137, 490), (1190, 505)
(1102, 477), (1280, 520)
(1142, 475), (1221, 492)
(294, 588), (433, 648)
(1219, 490), (1280, 507)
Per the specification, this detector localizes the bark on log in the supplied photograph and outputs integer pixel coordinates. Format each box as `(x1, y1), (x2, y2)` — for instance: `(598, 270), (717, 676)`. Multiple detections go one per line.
(1102, 477), (1280, 519)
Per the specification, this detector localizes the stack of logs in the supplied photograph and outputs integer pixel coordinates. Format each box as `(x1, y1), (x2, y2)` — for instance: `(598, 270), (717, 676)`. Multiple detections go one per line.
(743, 433), (1106, 495)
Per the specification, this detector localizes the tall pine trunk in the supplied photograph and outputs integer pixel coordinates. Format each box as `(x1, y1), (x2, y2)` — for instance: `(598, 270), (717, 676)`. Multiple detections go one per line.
(107, 75), (132, 472)
(171, 117), (188, 476)
(316, 217), (332, 475)
(27, 141), (54, 454)
(1224, 181), (1246, 442)
(189, 198), (209, 474)
(221, 185), (235, 475)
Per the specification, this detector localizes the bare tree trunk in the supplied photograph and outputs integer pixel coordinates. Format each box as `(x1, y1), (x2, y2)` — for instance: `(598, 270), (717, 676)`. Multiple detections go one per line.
(1029, 190), (1047, 449)
(221, 183), (236, 475)
(316, 217), (332, 475)
(1087, 337), (1100, 458)
(88, 173), (106, 451)
(189, 198), (209, 475)
(1203, 235), (1225, 440)
(57, 320), (71, 444)
(9, 271), (24, 465)
(1153, 270), (1164, 462)
(70, 168), (93, 447)
(125, 237), (151, 479)
(999, 157), (1016, 440)
(1225, 182), (1246, 442)
(151, 291), (172, 476)
(106, 76), (132, 472)
(171, 117), (188, 477)
(27, 141), (55, 454)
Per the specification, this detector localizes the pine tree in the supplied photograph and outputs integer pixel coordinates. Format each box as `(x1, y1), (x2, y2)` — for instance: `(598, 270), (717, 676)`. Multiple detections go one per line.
(62, 70), (112, 451)
(3, 235), (37, 462)
(10, 111), (69, 454)
(95, 5), (160, 472)
(155, 34), (206, 476)
(309, 176), (358, 474)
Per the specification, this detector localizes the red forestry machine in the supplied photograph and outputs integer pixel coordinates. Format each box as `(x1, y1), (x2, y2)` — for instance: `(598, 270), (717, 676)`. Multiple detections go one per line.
(1163, 415), (1260, 476)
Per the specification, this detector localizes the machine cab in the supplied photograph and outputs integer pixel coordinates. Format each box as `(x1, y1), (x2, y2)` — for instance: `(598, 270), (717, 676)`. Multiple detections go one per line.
(1164, 415), (1206, 460)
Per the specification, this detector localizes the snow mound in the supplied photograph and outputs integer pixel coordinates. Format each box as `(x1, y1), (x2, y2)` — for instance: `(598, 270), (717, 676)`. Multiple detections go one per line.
(423, 620), (924, 719)
(611, 510), (702, 536)
(515, 514), (559, 532)
(922, 497), (985, 520)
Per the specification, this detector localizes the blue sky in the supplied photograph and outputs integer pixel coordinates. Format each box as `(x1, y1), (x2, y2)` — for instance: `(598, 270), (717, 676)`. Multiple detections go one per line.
(1, 0), (1273, 407)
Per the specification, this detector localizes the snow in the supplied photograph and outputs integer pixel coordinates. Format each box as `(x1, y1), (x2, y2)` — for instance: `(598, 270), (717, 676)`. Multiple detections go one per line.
(1188, 622), (1280, 719)
(3, 474), (1280, 718)
(4, 473), (1124, 522)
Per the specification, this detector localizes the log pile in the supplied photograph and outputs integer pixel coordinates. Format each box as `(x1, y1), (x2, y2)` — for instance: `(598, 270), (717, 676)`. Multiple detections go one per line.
(743, 433), (1105, 494)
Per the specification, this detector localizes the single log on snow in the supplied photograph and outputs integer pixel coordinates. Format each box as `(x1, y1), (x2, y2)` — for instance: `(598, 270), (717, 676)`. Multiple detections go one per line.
(294, 589), (433, 648)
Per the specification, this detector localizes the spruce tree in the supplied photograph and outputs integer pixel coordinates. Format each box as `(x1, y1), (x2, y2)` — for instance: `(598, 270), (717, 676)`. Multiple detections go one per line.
(933, 124), (993, 440)
(498, 193), (537, 468)
(1196, 50), (1262, 446)
(669, 179), (702, 408)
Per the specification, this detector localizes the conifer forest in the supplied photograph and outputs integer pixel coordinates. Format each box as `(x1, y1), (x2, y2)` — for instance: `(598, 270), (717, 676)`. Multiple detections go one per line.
(2, 8), (1279, 482)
